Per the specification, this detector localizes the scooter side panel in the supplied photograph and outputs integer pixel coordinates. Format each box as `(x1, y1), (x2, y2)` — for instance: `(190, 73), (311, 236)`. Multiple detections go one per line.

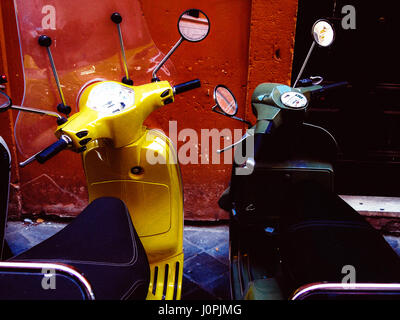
(230, 122), (337, 224)
(232, 160), (334, 222)
(82, 129), (183, 263)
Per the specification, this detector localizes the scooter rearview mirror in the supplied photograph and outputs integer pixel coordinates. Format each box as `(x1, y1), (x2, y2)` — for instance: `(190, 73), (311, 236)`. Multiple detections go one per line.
(293, 18), (335, 88)
(213, 85), (238, 116)
(0, 91), (11, 113)
(152, 9), (210, 82)
(178, 9), (210, 42)
(312, 19), (335, 47)
(211, 85), (253, 128)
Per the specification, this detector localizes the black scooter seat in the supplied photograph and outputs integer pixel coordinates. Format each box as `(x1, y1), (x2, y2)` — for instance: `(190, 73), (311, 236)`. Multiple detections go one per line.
(279, 180), (400, 295)
(7, 197), (150, 300)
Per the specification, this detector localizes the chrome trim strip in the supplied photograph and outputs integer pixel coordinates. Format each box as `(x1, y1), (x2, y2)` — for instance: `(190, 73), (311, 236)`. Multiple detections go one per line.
(303, 122), (339, 149)
(0, 261), (95, 300)
(236, 245), (244, 296)
(0, 136), (10, 260)
(291, 282), (400, 300)
(228, 223), (234, 300)
(0, 137), (11, 166)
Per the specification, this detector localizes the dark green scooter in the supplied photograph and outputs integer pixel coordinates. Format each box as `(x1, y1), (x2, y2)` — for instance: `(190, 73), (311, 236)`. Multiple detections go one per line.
(212, 19), (400, 300)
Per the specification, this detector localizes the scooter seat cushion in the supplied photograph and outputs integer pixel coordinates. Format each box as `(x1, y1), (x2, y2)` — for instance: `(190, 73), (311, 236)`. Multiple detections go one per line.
(10, 197), (150, 300)
(279, 180), (400, 295)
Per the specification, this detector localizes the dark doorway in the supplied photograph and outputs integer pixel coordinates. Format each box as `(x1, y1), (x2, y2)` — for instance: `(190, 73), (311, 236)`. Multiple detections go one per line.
(292, 0), (400, 196)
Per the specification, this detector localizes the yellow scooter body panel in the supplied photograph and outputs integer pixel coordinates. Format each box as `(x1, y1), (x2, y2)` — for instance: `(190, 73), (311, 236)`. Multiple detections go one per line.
(82, 129), (183, 263)
(56, 80), (184, 299)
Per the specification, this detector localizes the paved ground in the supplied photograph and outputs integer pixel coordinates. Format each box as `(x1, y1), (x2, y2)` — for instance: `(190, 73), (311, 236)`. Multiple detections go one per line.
(4, 220), (400, 300)
(182, 225), (230, 300)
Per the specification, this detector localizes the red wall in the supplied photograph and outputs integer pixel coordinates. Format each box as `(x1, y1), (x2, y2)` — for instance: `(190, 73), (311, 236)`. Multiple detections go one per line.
(0, 0), (298, 220)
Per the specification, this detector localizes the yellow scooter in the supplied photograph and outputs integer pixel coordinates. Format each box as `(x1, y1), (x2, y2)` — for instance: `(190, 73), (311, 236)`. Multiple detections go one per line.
(0, 9), (210, 300)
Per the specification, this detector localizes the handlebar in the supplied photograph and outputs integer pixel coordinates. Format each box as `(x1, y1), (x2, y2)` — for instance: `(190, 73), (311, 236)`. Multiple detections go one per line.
(300, 81), (349, 95)
(19, 136), (71, 167)
(35, 136), (70, 164)
(314, 81), (349, 93)
(173, 79), (201, 95)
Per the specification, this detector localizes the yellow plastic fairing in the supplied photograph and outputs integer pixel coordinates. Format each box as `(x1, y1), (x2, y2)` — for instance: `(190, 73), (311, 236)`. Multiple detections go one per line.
(83, 128), (183, 262)
(56, 80), (174, 149)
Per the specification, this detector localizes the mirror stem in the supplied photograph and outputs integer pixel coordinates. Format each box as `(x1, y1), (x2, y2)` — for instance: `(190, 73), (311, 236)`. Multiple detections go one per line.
(212, 106), (253, 128)
(217, 131), (252, 154)
(152, 37), (183, 82)
(46, 47), (67, 106)
(231, 115), (253, 128)
(110, 13), (133, 85)
(117, 24), (130, 82)
(293, 41), (315, 88)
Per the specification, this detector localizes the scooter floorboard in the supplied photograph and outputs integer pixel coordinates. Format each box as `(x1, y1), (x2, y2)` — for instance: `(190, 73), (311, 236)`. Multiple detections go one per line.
(230, 222), (284, 300)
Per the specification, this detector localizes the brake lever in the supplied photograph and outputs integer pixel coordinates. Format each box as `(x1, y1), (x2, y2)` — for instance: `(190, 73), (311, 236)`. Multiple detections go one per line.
(19, 150), (43, 167)
(297, 76), (324, 87)
(217, 130), (254, 154)
(19, 135), (72, 167)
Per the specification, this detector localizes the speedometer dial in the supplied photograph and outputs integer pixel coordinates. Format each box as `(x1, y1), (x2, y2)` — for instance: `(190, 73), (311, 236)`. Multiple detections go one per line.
(86, 82), (135, 114)
(280, 91), (308, 109)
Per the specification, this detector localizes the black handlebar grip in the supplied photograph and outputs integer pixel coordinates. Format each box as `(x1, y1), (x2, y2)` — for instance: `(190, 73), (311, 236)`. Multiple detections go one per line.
(319, 81), (349, 92)
(173, 79), (201, 95)
(35, 138), (69, 164)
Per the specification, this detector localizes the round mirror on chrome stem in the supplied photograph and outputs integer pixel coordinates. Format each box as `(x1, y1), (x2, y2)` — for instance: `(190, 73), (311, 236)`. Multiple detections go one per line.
(152, 9), (210, 82)
(213, 85), (238, 116)
(178, 9), (210, 42)
(0, 91), (11, 113)
(312, 19), (335, 47)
